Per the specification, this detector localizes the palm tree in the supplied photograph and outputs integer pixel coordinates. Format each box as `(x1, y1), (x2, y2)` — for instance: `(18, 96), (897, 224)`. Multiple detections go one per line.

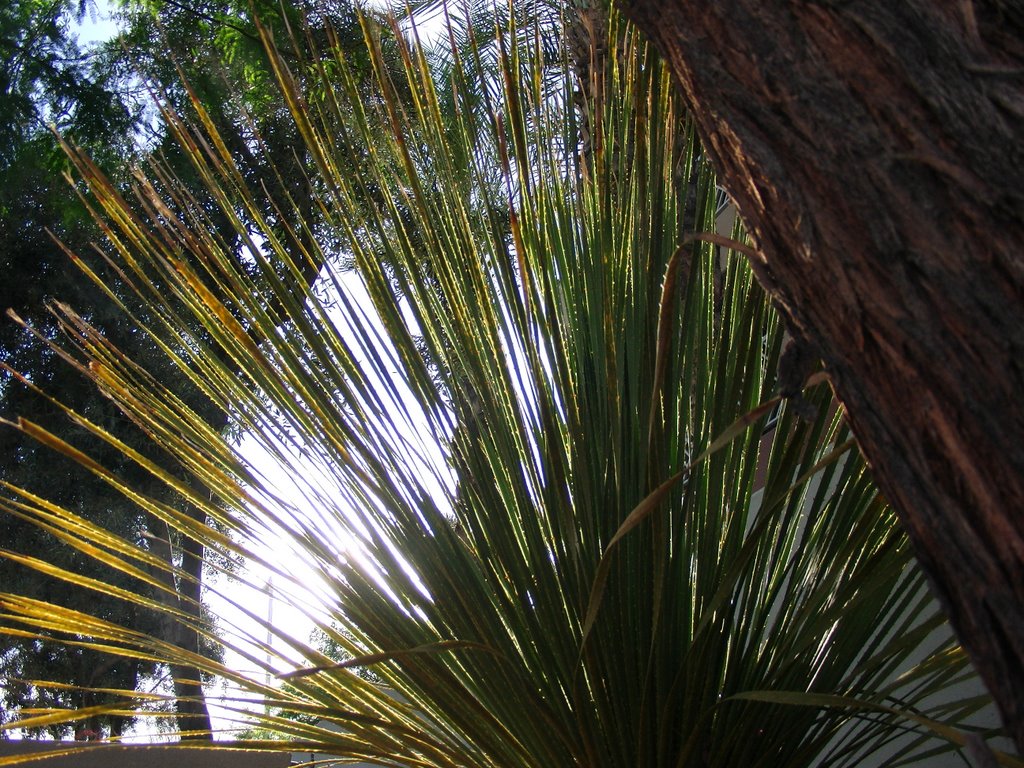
(0, 5), (1008, 765)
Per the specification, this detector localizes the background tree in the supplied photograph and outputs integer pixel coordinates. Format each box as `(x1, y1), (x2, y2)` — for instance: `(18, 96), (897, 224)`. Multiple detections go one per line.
(616, 0), (1024, 752)
(0, 140), (228, 738)
(0, 0), (166, 737)
(0, 0), (133, 160)
(0, 0), (227, 737)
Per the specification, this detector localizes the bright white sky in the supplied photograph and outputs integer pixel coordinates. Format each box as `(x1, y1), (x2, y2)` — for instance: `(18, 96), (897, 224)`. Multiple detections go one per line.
(76, 1), (118, 46)
(198, 267), (451, 741)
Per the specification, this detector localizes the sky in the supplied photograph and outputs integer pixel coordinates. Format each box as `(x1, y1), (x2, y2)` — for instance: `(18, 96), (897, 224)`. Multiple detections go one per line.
(76, 1), (118, 47)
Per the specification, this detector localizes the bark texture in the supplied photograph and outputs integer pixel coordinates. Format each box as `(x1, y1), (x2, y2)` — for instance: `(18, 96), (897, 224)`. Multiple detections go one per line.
(618, 0), (1024, 751)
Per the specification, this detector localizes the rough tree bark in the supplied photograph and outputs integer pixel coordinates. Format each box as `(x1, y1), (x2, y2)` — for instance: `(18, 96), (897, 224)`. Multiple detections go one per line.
(618, 0), (1024, 752)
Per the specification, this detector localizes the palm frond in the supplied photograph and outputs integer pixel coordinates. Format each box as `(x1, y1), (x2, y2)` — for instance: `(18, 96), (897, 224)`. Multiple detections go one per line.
(0, 7), (1004, 767)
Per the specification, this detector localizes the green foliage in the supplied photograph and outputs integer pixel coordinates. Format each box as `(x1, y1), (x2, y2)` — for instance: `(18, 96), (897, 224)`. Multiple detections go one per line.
(0, 5), (1009, 765)
(0, 0), (218, 736)
(0, 0), (134, 165)
(0, 21), (155, 728)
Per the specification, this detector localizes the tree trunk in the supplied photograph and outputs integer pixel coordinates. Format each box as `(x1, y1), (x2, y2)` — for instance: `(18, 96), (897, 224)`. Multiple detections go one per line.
(148, 514), (214, 740)
(170, 520), (214, 740)
(618, 0), (1024, 752)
